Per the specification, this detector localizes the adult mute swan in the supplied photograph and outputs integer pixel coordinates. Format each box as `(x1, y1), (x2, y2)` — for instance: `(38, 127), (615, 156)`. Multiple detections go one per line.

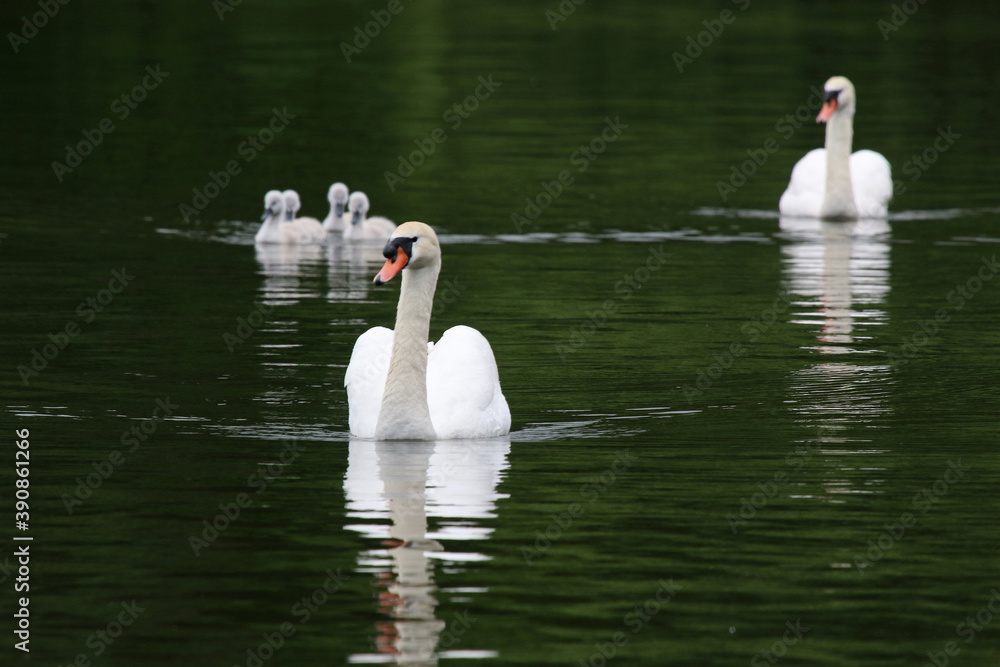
(323, 182), (350, 233)
(343, 191), (396, 241)
(255, 190), (326, 244)
(345, 222), (511, 440)
(779, 76), (893, 220)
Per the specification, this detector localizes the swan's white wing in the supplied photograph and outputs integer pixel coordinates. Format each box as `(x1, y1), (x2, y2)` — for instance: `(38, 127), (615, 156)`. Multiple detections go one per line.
(345, 326), (394, 438)
(779, 148), (825, 218)
(850, 149), (893, 218)
(427, 325), (511, 439)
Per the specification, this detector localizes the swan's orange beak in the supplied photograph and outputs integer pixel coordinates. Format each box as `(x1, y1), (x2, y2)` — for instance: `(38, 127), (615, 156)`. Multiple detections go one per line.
(374, 247), (409, 285)
(817, 99), (837, 123)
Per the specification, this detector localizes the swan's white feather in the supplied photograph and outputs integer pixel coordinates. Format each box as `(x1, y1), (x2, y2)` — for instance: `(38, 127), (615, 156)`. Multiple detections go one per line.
(426, 325), (511, 439)
(323, 211), (346, 233)
(342, 191), (396, 241)
(345, 325), (511, 440)
(343, 215), (396, 241)
(779, 148), (892, 219)
(323, 183), (350, 233)
(288, 216), (326, 243)
(255, 190), (326, 245)
(851, 149), (893, 218)
(345, 326), (394, 438)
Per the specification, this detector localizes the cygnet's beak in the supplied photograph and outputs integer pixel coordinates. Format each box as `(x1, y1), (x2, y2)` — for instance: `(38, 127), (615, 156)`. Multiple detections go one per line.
(285, 209), (295, 222)
(335, 202), (344, 217)
(352, 210), (361, 226)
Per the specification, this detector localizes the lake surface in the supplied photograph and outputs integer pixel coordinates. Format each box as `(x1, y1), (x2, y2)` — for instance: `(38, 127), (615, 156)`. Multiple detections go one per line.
(2, 1), (999, 665)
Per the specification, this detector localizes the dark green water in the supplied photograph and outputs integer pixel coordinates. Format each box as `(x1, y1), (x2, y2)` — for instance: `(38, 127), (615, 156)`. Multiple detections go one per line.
(2, 1), (1000, 665)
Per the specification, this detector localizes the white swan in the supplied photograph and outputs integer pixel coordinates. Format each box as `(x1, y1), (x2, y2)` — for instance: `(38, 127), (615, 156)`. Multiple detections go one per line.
(345, 222), (511, 440)
(255, 190), (325, 244)
(282, 189), (326, 239)
(343, 191), (396, 241)
(323, 182), (350, 233)
(779, 76), (893, 220)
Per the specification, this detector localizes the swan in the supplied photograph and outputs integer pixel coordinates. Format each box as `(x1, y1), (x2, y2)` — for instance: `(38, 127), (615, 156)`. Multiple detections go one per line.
(343, 191), (396, 241)
(282, 189), (326, 239)
(779, 76), (893, 220)
(255, 190), (325, 244)
(323, 182), (350, 233)
(345, 222), (511, 440)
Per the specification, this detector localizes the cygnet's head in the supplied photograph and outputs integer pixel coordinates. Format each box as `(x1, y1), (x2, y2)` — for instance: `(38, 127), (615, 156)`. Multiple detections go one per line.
(348, 191), (370, 226)
(262, 190), (285, 222)
(817, 76), (857, 123)
(328, 182), (349, 217)
(374, 222), (441, 286)
(282, 190), (302, 221)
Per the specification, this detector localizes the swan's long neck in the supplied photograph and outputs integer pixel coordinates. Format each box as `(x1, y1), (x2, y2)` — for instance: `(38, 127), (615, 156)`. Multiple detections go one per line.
(255, 212), (281, 243)
(821, 110), (858, 220)
(375, 260), (440, 440)
(343, 211), (365, 240)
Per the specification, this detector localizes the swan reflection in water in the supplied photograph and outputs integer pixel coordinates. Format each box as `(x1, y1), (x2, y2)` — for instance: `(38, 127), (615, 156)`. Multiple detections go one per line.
(254, 237), (388, 306)
(779, 216), (891, 355)
(779, 217), (894, 499)
(255, 242), (326, 307)
(327, 239), (388, 303)
(345, 438), (509, 665)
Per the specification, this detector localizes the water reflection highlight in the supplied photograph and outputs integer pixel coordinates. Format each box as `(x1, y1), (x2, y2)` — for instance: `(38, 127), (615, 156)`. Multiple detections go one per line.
(345, 438), (509, 664)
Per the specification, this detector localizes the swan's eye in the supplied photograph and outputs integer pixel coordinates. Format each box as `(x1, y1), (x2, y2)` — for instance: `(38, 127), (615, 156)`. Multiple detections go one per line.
(382, 236), (417, 262)
(823, 89), (842, 104)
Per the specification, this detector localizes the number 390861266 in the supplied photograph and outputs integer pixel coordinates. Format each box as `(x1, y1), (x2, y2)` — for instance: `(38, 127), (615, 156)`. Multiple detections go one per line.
(16, 429), (29, 530)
